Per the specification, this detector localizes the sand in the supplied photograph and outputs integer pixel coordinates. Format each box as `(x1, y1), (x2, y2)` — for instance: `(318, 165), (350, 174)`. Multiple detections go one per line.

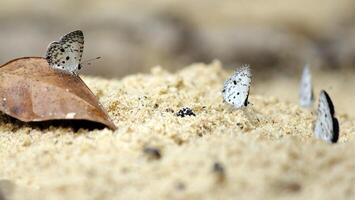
(1, 61), (355, 200)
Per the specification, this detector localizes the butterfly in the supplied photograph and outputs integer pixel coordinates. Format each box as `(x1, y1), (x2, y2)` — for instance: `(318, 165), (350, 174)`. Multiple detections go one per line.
(314, 90), (339, 143)
(222, 65), (252, 108)
(45, 30), (84, 75)
(299, 64), (314, 108)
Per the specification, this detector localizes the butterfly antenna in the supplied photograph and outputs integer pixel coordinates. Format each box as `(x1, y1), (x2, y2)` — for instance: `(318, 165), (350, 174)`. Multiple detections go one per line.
(81, 57), (101, 66)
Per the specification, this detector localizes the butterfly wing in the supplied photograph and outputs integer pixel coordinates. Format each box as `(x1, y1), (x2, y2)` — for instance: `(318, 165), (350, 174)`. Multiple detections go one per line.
(222, 65), (251, 108)
(299, 65), (314, 107)
(314, 90), (339, 143)
(45, 30), (84, 75)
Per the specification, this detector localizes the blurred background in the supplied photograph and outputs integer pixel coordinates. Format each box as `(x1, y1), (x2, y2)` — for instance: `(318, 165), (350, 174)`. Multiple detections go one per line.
(0, 0), (354, 77)
(0, 0), (355, 116)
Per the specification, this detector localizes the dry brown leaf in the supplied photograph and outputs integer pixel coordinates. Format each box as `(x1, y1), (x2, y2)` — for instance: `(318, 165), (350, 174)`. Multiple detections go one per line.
(0, 57), (117, 130)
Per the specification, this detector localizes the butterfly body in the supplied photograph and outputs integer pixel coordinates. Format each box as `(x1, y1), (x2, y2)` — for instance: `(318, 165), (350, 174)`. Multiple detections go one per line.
(222, 65), (251, 108)
(314, 90), (339, 143)
(45, 30), (84, 75)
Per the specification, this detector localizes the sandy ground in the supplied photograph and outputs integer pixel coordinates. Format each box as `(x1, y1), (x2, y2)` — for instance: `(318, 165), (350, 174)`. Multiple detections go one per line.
(1, 62), (355, 199)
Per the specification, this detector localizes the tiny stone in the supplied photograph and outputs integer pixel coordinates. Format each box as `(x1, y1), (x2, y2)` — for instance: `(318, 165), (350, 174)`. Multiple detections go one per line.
(212, 162), (226, 184)
(236, 122), (244, 129)
(175, 181), (186, 191)
(143, 146), (162, 160)
(165, 108), (174, 113)
(176, 107), (196, 117)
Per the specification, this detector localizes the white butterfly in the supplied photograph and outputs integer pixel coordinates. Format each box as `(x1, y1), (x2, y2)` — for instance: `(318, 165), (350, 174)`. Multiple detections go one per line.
(222, 65), (252, 108)
(314, 90), (339, 143)
(299, 64), (314, 108)
(45, 30), (84, 75)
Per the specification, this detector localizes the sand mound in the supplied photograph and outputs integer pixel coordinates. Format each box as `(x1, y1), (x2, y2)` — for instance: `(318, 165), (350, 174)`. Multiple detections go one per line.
(1, 62), (355, 199)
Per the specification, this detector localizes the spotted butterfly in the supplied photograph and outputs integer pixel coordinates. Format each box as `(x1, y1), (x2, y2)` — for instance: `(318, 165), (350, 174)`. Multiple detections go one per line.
(314, 90), (339, 143)
(299, 64), (314, 108)
(222, 65), (252, 108)
(45, 30), (84, 75)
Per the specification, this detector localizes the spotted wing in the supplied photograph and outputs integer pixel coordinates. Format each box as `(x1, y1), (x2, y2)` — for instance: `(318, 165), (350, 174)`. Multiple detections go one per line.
(45, 30), (84, 75)
(314, 90), (339, 143)
(299, 65), (314, 108)
(222, 65), (251, 108)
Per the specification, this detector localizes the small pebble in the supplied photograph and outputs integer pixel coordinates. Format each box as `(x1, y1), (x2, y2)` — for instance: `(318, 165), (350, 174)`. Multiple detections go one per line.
(212, 162), (226, 184)
(143, 146), (162, 160)
(175, 181), (186, 191)
(165, 108), (174, 113)
(176, 107), (196, 117)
